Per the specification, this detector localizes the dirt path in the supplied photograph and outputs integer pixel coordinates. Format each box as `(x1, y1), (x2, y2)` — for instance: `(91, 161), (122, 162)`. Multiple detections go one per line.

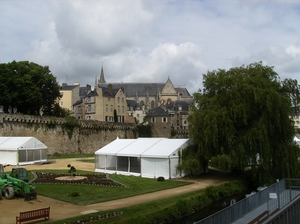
(0, 158), (233, 224)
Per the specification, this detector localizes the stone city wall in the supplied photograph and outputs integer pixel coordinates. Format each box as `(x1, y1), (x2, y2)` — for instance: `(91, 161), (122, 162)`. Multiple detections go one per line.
(0, 114), (136, 155)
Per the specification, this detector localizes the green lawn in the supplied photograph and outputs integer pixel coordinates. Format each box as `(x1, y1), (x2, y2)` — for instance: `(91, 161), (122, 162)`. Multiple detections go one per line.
(33, 171), (191, 205)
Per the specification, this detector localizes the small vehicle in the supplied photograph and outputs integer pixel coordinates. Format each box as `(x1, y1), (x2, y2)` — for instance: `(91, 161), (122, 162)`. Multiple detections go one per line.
(0, 164), (36, 201)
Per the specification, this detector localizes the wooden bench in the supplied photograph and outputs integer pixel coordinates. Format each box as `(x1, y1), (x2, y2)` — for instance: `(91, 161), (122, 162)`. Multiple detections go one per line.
(248, 210), (269, 224)
(16, 207), (50, 224)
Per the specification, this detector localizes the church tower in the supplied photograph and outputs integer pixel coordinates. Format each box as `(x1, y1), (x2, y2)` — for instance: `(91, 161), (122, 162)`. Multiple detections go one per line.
(99, 66), (106, 83)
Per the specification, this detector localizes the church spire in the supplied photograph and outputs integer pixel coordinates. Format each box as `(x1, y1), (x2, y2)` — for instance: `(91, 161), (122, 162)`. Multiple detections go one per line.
(99, 65), (106, 83)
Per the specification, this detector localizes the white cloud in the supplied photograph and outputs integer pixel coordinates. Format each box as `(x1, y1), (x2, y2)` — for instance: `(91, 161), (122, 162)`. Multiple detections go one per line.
(1, 0), (300, 95)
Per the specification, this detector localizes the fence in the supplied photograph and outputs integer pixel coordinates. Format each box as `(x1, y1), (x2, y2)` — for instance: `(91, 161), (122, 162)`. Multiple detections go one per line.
(194, 179), (300, 224)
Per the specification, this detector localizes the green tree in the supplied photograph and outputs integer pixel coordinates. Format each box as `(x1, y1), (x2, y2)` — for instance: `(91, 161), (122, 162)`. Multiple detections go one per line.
(0, 61), (62, 116)
(189, 62), (299, 185)
(281, 78), (300, 116)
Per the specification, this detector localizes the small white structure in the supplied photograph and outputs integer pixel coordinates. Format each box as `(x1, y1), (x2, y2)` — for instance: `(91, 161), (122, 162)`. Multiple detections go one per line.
(95, 138), (190, 179)
(0, 137), (48, 165)
(294, 136), (300, 146)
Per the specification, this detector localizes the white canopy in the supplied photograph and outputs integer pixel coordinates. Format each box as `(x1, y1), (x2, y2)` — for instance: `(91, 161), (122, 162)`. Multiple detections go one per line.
(0, 137), (48, 165)
(95, 138), (190, 179)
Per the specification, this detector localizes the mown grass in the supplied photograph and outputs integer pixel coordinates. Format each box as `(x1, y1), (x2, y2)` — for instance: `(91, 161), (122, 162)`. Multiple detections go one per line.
(47, 180), (246, 224)
(33, 170), (191, 205)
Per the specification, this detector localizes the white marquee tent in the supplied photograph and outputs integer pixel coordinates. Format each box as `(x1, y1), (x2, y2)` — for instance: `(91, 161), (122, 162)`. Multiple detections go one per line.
(0, 137), (48, 165)
(95, 138), (190, 179)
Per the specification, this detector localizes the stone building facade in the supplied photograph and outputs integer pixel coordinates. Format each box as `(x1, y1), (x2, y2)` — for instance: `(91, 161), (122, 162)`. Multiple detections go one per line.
(73, 83), (131, 123)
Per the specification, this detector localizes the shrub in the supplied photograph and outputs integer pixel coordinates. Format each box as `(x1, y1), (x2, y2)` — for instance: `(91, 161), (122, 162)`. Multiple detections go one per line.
(69, 192), (79, 197)
(205, 186), (219, 201)
(176, 199), (189, 216)
(157, 176), (165, 182)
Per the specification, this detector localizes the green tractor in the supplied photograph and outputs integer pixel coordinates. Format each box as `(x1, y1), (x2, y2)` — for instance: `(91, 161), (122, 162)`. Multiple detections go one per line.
(0, 164), (37, 201)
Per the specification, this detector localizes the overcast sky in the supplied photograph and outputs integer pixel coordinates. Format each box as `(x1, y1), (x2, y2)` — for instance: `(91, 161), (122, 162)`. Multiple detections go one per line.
(1, 0), (300, 95)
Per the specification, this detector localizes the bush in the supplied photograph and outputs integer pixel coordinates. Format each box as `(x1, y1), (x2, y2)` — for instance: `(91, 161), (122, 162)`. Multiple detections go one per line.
(69, 192), (79, 197)
(205, 186), (219, 201)
(157, 176), (165, 182)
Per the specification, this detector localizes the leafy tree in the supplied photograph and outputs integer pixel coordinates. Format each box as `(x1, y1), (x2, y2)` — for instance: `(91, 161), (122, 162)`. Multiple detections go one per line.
(176, 145), (208, 177)
(281, 78), (300, 116)
(189, 62), (299, 185)
(0, 61), (62, 116)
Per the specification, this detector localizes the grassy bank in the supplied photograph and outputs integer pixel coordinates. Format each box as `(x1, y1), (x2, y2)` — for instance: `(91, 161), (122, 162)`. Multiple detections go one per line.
(47, 180), (246, 224)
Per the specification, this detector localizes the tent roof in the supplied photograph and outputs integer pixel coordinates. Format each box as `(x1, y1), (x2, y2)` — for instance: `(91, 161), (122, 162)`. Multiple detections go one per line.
(95, 138), (189, 158)
(0, 137), (47, 151)
(95, 138), (136, 155)
(141, 139), (189, 158)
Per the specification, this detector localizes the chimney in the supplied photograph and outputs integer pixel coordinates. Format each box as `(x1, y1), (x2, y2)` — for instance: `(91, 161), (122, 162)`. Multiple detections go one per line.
(108, 84), (113, 95)
(86, 84), (91, 93)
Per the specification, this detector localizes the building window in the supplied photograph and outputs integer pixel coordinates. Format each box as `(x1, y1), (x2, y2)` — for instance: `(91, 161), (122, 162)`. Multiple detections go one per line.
(122, 106), (124, 113)
(108, 97), (110, 101)
(111, 105), (113, 112)
(106, 104), (108, 112)
(162, 117), (167, 122)
(122, 98), (124, 103)
(60, 102), (63, 106)
(88, 105), (91, 111)
(118, 106), (120, 113)
(118, 97), (120, 103)
(151, 117), (156, 123)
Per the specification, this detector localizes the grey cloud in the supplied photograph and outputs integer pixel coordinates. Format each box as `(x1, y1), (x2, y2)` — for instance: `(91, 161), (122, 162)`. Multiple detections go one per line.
(53, 1), (153, 57)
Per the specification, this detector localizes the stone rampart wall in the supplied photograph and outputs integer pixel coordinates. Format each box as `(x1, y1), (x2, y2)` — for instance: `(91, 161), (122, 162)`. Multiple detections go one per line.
(0, 114), (136, 155)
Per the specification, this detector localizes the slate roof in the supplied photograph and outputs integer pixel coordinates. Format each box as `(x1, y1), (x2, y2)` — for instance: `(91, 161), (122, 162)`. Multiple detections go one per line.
(147, 107), (169, 117)
(101, 87), (120, 97)
(172, 100), (191, 111)
(98, 83), (191, 97)
(127, 100), (140, 110)
(60, 85), (78, 91)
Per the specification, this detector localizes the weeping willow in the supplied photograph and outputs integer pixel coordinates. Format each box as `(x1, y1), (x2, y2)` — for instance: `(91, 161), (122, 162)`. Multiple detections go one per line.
(189, 62), (299, 185)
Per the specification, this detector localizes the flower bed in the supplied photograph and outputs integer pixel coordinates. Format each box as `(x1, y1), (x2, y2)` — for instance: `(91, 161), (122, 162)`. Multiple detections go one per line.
(33, 172), (126, 187)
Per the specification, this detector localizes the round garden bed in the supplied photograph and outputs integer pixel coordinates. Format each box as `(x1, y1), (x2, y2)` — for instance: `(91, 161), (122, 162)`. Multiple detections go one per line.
(33, 172), (126, 187)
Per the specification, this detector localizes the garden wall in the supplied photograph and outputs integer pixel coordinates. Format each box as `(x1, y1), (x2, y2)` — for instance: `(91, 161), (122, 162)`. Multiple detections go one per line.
(0, 114), (136, 155)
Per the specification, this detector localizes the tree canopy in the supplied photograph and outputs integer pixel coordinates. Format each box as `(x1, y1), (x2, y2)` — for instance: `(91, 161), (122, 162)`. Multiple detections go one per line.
(188, 62), (300, 185)
(0, 61), (62, 116)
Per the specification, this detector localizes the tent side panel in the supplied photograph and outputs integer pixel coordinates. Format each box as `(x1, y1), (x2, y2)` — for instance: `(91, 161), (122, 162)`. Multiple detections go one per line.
(129, 157), (141, 173)
(155, 158), (169, 179)
(106, 155), (116, 171)
(117, 156), (128, 172)
(41, 149), (47, 160)
(95, 154), (104, 169)
(141, 158), (155, 178)
(18, 150), (27, 163)
(141, 158), (169, 179)
(0, 151), (17, 165)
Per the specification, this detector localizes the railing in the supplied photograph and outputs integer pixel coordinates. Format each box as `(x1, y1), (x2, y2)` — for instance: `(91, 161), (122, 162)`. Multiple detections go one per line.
(194, 179), (300, 224)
